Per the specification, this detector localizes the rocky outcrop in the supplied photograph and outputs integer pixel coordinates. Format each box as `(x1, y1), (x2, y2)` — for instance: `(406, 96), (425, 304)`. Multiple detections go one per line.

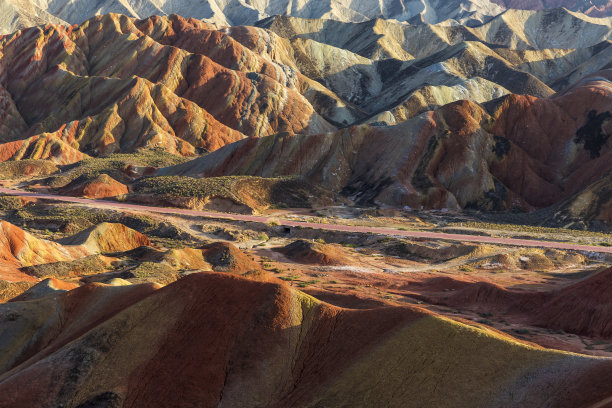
(255, 12), (612, 121)
(0, 135), (89, 165)
(550, 171), (612, 228)
(60, 174), (128, 199)
(276, 239), (351, 266)
(6, 0), (612, 35)
(59, 222), (151, 253)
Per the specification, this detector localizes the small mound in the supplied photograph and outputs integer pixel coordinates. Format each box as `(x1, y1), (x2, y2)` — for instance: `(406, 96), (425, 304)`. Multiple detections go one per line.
(60, 174), (128, 199)
(383, 240), (478, 262)
(276, 239), (350, 266)
(518, 252), (555, 270)
(106, 278), (132, 286)
(0, 221), (87, 267)
(118, 245), (165, 261)
(60, 223), (151, 254)
(201, 242), (264, 277)
(481, 249), (574, 270)
(161, 248), (212, 271)
(10, 278), (79, 302)
(432, 280), (542, 312)
(116, 246), (212, 271)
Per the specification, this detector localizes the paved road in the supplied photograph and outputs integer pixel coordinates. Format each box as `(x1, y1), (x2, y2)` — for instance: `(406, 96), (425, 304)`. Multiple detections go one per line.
(2, 187), (611, 254)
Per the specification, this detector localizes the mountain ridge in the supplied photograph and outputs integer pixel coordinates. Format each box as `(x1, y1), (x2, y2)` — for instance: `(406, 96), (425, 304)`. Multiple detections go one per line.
(1, 11), (612, 226)
(3, 0), (612, 35)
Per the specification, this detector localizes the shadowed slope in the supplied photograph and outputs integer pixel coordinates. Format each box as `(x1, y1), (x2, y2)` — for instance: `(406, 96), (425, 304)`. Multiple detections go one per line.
(0, 273), (611, 407)
(493, 0), (612, 17)
(416, 266), (612, 340)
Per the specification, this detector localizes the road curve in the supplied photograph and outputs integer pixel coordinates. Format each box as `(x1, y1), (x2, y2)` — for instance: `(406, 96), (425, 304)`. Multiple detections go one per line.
(1, 187), (611, 254)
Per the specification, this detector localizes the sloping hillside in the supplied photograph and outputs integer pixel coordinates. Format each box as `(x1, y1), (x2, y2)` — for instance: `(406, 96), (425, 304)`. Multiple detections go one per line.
(1, 272), (611, 407)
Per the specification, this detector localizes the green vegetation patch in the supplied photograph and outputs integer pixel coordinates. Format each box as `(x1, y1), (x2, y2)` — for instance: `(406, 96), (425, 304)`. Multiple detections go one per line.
(126, 261), (179, 285)
(0, 160), (58, 179)
(44, 150), (190, 187)
(22, 255), (108, 278)
(0, 280), (35, 302)
(131, 174), (328, 209)
(10, 204), (184, 239)
(445, 221), (611, 240)
(0, 195), (26, 211)
(132, 175), (244, 200)
(298, 279), (320, 288)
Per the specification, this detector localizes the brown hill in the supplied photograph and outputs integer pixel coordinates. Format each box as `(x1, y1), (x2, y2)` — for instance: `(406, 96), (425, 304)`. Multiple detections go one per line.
(201, 242), (267, 280)
(418, 266), (612, 340)
(58, 222), (151, 253)
(0, 14), (333, 158)
(60, 174), (128, 199)
(10, 277), (79, 302)
(159, 71), (612, 218)
(0, 221), (88, 271)
(535, 267), (612, 338)
(0, 273), (611, 407)
(0, 135), (89, 165)
(277, 239), (351, 266)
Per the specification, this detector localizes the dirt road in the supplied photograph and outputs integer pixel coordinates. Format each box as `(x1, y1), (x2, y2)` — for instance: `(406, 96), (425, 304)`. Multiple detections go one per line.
(2, 187), (611, 253)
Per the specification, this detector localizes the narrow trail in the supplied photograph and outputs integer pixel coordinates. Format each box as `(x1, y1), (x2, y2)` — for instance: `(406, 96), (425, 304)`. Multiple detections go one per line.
(2, 187), (611, 254)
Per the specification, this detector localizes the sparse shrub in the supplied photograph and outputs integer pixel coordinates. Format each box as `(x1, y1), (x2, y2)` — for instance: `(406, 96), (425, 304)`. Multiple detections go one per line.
(297, 280), (320, 288)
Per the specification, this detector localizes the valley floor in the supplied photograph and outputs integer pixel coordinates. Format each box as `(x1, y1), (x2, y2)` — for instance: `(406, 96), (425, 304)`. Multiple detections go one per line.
(1, 188), (610, 357)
